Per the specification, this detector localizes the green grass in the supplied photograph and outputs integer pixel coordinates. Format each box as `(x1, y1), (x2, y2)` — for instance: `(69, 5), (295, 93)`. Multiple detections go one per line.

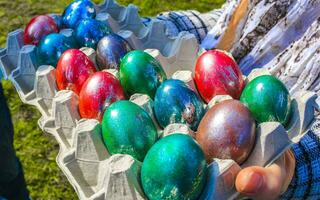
(0, 0), (224, 199)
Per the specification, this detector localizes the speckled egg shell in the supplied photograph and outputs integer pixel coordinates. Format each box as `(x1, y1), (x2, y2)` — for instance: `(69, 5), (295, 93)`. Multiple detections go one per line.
(154, 79), (205, 131)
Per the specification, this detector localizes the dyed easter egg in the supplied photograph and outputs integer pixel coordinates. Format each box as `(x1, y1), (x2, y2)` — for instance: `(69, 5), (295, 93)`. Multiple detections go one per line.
(96, 34), (133, 70)
(56, 49), (97, 95)
(141, 134), (207, 200)
(154, 79), (205, 131)
(101, 100), (158, 161)
(196, 100), (256, 164)
(48, 14), (62, 29)
(24, 15), (59, 45)
(119, 50), (167, 98)
(75, 19), (111, 49)
(79, 71), (126, 121)
(240, 75), (291, 125)
(194, 50), (245, 103)
(62, 0), (96, 29)
(37, 33), (78, 67)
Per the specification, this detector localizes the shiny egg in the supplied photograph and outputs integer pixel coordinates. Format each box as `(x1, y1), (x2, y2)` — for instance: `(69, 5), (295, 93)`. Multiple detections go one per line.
(240, 75), (292, 125)
(196, 100), (256, 164)
(62, 0), (96, 29)
(96, 34), (133, 70)
(119, 50), (167, 98)
(75, 19), (111, 49)
(154, 79), (205, 131)
(37, 33), (78, 67)
(79, 71), (126, 122)
(194, 50), (245, 103)
(101, 100), (158, 161)
(141, 134), (207, 200)
(56, 49), (97, 95)
(24, 15), (58, 45)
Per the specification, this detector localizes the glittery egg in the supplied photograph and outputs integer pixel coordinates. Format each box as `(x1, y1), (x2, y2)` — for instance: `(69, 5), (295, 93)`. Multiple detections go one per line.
(119, 50), (167, 98)
(240, 75), (292, 125)
(79, 71), (126, 122)
(96, 34), (133, 70)
(75, 19), (111, 49)
(24, 15), (59, 45)
(101, 100), (158, 161)
(196, 100), (256, 164)
(56, 49), (97, 95)
(62, 0), (96, 29)
(194, 50), (245, 103)
(141, 134), (207, 200)
(37, 33), (78, 67)
(154, 79), (205, 131)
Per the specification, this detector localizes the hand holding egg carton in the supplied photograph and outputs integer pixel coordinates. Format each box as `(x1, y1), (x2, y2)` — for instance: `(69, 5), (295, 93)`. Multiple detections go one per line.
(0, 0), (319, 199)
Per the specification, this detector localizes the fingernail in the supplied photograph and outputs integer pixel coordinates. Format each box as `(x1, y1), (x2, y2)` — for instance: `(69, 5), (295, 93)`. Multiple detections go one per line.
(239, 172), (263, 195)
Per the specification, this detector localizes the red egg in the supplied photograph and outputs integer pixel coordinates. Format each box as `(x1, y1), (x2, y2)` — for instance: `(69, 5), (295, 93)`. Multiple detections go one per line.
(79, 71), (126, 121)
(24, 15), (59, 45)
(194, 50), (244, 103)
(56, 49), (97, 95)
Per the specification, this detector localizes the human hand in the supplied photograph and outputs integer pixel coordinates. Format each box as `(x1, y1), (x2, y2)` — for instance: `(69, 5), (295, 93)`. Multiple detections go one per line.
(235, 150), (295, 200)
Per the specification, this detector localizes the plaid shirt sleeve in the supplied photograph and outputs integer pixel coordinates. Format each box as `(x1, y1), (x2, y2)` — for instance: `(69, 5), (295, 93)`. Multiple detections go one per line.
(142, 9), (320, 199)
(142, 9), (223, 43)
(280, 114), (320, 199)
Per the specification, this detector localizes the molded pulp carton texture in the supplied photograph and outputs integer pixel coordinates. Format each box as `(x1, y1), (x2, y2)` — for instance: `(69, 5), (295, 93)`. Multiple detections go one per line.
(0, 0), (317, 200)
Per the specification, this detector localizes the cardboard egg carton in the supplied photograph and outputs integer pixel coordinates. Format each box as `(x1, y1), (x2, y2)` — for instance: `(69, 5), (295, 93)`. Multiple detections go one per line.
(0, 1), (318, 199)
(1, 40), (316, 199)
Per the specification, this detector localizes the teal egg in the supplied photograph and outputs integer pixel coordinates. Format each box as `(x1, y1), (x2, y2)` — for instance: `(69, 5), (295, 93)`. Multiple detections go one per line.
(101, 100), (158, 161)
(154, 79), (205, 131)
(240, 75), (291, 125)
(141, 134), (207, 200)
(37, 33), (78, 67)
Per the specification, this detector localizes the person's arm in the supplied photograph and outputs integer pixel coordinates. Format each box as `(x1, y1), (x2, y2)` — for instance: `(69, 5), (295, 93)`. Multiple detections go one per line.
(280, 116), (320, 199)
(143, 9), (223, 43)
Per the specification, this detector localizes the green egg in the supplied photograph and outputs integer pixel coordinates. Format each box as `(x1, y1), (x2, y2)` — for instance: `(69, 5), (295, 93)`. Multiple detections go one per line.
(119, 50), (167, 98)
(101, 100), (158, 161)
(141, 134), (207, 200)
(240, 75), (291, 125)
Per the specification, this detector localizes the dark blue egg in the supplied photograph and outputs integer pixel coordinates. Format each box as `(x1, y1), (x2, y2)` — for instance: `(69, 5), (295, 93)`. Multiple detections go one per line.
(62, 0), (96, 29)
(37, 33), (78, 67)
(96, 34), (133, 70)
(75, 19), (111, 49)
(154, 79), (205, 131)
(48, 14), (62, 29)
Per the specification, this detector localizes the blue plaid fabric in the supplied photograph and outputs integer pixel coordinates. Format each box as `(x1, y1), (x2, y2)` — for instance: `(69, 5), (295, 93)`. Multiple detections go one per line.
(150, 9), (320, 199)
(143, 10), (223, 43)
(280, 116), (320, 200)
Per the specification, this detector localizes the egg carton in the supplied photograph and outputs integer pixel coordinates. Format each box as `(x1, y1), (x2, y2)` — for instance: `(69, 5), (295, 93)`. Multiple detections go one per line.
(1, 35), (317, 200)
(1, 1), (318, 200)
(30, 63), (315, 200)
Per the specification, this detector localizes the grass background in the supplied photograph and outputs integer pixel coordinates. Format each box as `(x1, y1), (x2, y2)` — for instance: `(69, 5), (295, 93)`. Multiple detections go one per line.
(0, 0), (224, 199)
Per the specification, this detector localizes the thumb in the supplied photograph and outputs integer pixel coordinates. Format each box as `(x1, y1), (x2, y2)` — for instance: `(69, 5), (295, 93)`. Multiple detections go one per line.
(235, 150), (295, 200)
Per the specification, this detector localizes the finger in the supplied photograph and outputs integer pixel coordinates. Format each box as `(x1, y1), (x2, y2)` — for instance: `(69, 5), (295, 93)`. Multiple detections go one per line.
(235, 154), (287, 200)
